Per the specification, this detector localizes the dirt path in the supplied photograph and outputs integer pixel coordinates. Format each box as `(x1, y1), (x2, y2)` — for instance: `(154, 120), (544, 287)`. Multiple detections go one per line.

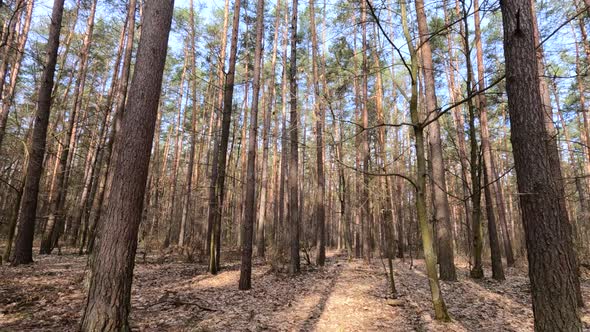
(311, 259), (414, 331)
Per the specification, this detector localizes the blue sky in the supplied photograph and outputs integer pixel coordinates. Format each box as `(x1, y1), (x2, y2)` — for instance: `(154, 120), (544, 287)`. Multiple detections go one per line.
(32, 0), (224, 24)
(30, 0), (227, 57)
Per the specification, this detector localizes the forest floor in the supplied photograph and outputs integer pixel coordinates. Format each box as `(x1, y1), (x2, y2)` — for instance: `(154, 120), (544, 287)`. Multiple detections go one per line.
(1, 248), (589, 331)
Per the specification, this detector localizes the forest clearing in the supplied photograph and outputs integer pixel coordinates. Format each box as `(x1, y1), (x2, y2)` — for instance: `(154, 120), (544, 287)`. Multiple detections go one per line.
(2, 0), (590, 330)
(3, 250), (589, 331)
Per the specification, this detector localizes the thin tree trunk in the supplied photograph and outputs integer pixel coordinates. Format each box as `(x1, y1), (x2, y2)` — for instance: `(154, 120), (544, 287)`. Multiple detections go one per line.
(239, 0), (265, 290)
(0, 0), (33, 150)
(207, 0), (241, 274)
(63, 0), (98, 247)
(473, 0), (514, 268)
(163, 51), (188, 248)
(256, 8), (280, 258)
(309, 0), (325, 266)
(443, 0), (472, 262)
(399, 0), (450, 320)
(178, 0), (199, 248)
(459, 0), (504, 280)
(552, 78), (589, 252)
(10, 0), (65, 265)
(276, 1), (290, 258)
(79, 10), (128, 253)
(415, 0), (456, 280)
(360, 0), (372, 263)
(41, 0), (97, 254)
(288, 0), (300, 274)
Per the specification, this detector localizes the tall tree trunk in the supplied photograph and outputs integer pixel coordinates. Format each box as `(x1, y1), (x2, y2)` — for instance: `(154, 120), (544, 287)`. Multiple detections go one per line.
(530, 0), (584, 308)
(10, 0), (65, 265)
(500, 0), (582, 329)
(443, 0), (472, 261)
(399, 0), (450, 320)
(239, 0), (265, 290)
(163, 52), (188, 248)
(415, 0), (456, 281)
(3, 133), (29, 262)
(41, 0), (98, 253)
(79, 10), (128, 253)
(80, 1), (173, 329)
(277, 1), (290, 257)
(551, 78), (589, 254)
(178, 0), (199, 248)
(309, 0), (325, 266)
(473, 0), (515, 268)
(459, 0), (504, 280)
(207, 0), (241, 274)
(360, 0), (372, 263)
(572, 14), (590, 245)
(0, 0), (22, 101)
(288, 0), (300, 274)
(257, 0), (282, 258)
(87, 0), (137, 253)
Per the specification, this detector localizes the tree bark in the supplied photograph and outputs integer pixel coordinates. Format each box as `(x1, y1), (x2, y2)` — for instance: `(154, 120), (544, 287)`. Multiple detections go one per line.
(500, 0), (582, 330)
(399, 0), (450, 320)
(473, 0), (515, 268)
(40, 0), (97, 254)
(87, 0), (137, 253)
(80, 1), (173, 329)
(309, 0), (325, 266)
(414, 0), (456, 281)
(239, 0), (265, 290)
(207, 0), (241, 274)
(459, 0), (505, 280)
(10, 0), (65, 265)
(288, 0), (300, 274)
(178, 0), (199, 248)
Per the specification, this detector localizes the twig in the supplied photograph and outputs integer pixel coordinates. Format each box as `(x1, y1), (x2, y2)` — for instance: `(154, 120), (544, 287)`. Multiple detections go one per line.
(172, 299), (217, 312)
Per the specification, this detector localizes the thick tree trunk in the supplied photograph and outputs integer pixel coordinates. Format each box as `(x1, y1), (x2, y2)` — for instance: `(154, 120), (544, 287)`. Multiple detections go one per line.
(80, 1), (173, 329)
(500, 1), (582, 330)
(530, 0), (584, 308)
(10, 0), (65, 265)
(87, 0), (137, 253)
